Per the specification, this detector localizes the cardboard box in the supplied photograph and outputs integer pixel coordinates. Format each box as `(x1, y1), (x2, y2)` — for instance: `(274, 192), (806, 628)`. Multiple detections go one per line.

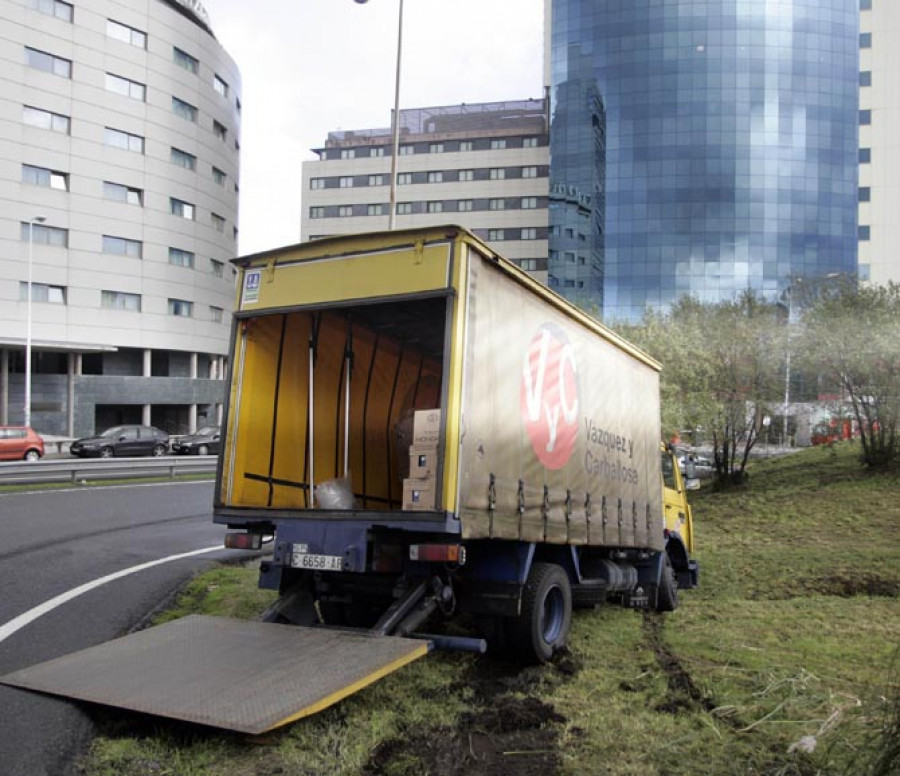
(403, 476), (435, 511)
(409, 444), (438, 478)
(412, 409), (441, 446)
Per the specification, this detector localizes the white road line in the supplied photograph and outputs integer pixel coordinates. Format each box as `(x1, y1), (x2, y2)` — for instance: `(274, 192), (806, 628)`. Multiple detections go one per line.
(0, 545), (222, 645)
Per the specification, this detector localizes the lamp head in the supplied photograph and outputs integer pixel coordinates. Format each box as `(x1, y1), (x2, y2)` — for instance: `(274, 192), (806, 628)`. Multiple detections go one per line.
(34, 216), (46, 224)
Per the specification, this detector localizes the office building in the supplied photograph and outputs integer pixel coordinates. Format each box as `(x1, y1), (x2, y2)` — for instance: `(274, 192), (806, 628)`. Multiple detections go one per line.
(858, 0), (900, 285)
(0, 0), (241, 436)
(301, 100), (550, 280)
(547, 0), (860, 321)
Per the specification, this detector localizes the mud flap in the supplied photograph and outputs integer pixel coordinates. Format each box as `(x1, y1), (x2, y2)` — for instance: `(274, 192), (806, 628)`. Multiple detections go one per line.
(0, 615), (430, 734)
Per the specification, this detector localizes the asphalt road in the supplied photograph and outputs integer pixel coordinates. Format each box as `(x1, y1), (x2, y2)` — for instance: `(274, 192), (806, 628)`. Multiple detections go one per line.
(0, 481), (256, 776)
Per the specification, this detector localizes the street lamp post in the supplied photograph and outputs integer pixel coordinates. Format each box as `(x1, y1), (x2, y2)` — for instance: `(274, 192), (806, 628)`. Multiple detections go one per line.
(354, 0), (404, 229)
(25, 215), (46, 428)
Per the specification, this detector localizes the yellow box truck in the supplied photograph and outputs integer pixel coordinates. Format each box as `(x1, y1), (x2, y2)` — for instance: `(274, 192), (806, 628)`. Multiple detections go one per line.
(216, 224), (698, 662)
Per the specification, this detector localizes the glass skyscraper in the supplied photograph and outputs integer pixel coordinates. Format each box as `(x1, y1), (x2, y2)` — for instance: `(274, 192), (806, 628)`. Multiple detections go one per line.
(548, 0), (860, 321)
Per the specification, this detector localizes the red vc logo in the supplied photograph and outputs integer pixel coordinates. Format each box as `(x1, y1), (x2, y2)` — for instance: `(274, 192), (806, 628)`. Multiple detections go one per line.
(520, 324), (580, 470)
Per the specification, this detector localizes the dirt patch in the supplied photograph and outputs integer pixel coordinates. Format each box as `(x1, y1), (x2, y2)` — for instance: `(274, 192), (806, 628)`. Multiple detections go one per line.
(643, 613), (717, 716)
(363, 654), (573, 776)
(758, 572), (900, 600)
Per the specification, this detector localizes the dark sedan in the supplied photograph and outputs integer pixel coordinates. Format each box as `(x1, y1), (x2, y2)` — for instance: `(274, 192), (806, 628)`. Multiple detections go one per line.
(171, 426), (220, 456)
(70, 425), (169, 458)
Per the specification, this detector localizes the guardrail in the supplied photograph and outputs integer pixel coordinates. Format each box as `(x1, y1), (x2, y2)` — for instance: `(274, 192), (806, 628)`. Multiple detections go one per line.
(0, 456), (217, 486)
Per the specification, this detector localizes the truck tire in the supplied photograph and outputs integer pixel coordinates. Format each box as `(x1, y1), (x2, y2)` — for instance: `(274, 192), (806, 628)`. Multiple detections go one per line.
(514, 562), (572, 663)
(656, 554), (679, 612)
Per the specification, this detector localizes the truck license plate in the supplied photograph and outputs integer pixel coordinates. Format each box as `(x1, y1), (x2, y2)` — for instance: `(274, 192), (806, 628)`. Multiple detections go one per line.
(291, 548), (343, 571)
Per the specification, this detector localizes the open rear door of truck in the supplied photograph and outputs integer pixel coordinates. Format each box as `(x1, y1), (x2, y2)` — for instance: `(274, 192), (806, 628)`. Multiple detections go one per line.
(0, 615), (430, 734)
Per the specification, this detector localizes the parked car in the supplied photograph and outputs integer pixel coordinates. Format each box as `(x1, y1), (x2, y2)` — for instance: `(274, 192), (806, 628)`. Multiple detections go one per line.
(70, 425), (169, 458)
(171, 426), (220, 456)
(0, 426), (45, 461)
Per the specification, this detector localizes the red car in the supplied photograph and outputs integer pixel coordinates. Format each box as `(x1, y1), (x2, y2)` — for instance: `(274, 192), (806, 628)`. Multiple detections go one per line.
(0, 426), (45, 461)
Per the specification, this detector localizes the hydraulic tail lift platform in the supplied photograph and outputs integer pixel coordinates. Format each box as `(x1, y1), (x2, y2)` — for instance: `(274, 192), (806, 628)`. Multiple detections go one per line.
(0, 615), (431, 734)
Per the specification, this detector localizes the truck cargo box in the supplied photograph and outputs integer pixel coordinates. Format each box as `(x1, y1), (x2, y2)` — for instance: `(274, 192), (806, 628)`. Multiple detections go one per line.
(216, 225), (663, 553)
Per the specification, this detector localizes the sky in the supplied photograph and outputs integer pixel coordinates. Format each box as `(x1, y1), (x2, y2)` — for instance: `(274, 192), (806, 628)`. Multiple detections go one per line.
(203, 0), (545, 256)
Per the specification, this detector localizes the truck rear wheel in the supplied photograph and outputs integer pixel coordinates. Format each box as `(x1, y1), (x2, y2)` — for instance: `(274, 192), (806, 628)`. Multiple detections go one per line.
(515, 562), (572, 663)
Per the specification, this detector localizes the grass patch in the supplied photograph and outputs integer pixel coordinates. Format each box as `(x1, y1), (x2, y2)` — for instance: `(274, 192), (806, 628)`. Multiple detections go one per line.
(80, 442), (899, 775)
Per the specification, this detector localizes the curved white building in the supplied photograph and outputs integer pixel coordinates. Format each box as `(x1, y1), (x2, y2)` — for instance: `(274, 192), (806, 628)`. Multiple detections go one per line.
(0, 0), (240, 437)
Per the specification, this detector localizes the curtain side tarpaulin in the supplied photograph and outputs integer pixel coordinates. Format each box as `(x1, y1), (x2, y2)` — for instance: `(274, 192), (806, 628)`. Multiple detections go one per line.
(457, 252), (664, 550)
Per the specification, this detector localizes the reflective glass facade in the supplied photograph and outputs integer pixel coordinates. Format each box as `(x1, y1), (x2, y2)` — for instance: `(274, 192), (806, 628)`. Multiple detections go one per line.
(549, 0), (860, 321)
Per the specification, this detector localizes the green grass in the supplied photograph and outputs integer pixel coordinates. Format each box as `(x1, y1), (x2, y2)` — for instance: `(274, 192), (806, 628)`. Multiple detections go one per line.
(80, 442), (900, 776)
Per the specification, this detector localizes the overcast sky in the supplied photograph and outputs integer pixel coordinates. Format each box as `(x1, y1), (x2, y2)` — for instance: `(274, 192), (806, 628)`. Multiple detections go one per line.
(203, 0), (545, 256)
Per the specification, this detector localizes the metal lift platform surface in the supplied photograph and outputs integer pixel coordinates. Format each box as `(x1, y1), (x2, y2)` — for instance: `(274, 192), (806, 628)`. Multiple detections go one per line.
(0, 615), (430, 734)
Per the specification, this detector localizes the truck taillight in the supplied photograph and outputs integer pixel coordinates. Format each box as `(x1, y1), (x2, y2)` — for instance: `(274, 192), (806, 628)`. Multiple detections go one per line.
(409, 543), (466, 565)
(225, 533), (262, 550)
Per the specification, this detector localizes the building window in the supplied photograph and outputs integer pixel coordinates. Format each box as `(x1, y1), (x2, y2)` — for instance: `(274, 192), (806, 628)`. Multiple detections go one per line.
(859, 264), (871, 281)
(489, 168), (505, 180)
(368, 174), (384, 186)
(172, 96), (198, 122)
(396, 202), (413, 215)
(488, 229), (505, 241)
(213, 120), (227, 141)
(106, 73), (145, 101)
(429, 143), (444, 154)
(171, 147), (197, 170)
(170, 198), (195, 220)
(310, 178), (326, 189)
(427, 171), (443, 183)
(210, 258), (224, 277)
(107, 19), (146, 47)
(31, 0), (73, 21)
(489, 198), (505, 210)
(22, 164), (68, 190)
(860, 71), (872, 87)
(21, 221), (67, 246)
(459, 169), (474, 182)
(518, 258), (539, 271)
(521, 196), (538, 209)
(339, 176), (354, 188)
(858, 225), (870, 241)
(173, 46), (199, 73)
(310, 207), (325, 218)
(370, 147), (385, 157)
(25, 47), (71, 77)
(103, 181), (143, 205)
(212, 166), (226, 186)
(367, 204), (384, 216)
(399, 145), (415, 156)
(859, 147), (871, 164)
(521, 227), (538, 240)
(340, 148), (355, 159)
(859, 186), (871, 202)
(523, 137), (539, 148)
(102, 235), (142, 258)
(522, 166), (538, 178)
(210, 306), (223, 323)
(105, 127), (144, 153)
(458, 199), (473, 212)
(459, 141), (474, 152)
(213, 75), (228, 97)
(490, 139), (507, 150)
(860, 0), (872, 8)
(860, 109), (872, 125)
(427, 201), (443, 213)
(102, 290), (141, 311)
(168, 299), (193, 317)
(20, 282), (66, 304)
(168, 247), (195, 268)
(398, 172), (413, 185)
(211, 213), (225, 232)
(338, 206), (353, 217)
(860, 32), (872, 48)
(23, 105), (70, 133)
